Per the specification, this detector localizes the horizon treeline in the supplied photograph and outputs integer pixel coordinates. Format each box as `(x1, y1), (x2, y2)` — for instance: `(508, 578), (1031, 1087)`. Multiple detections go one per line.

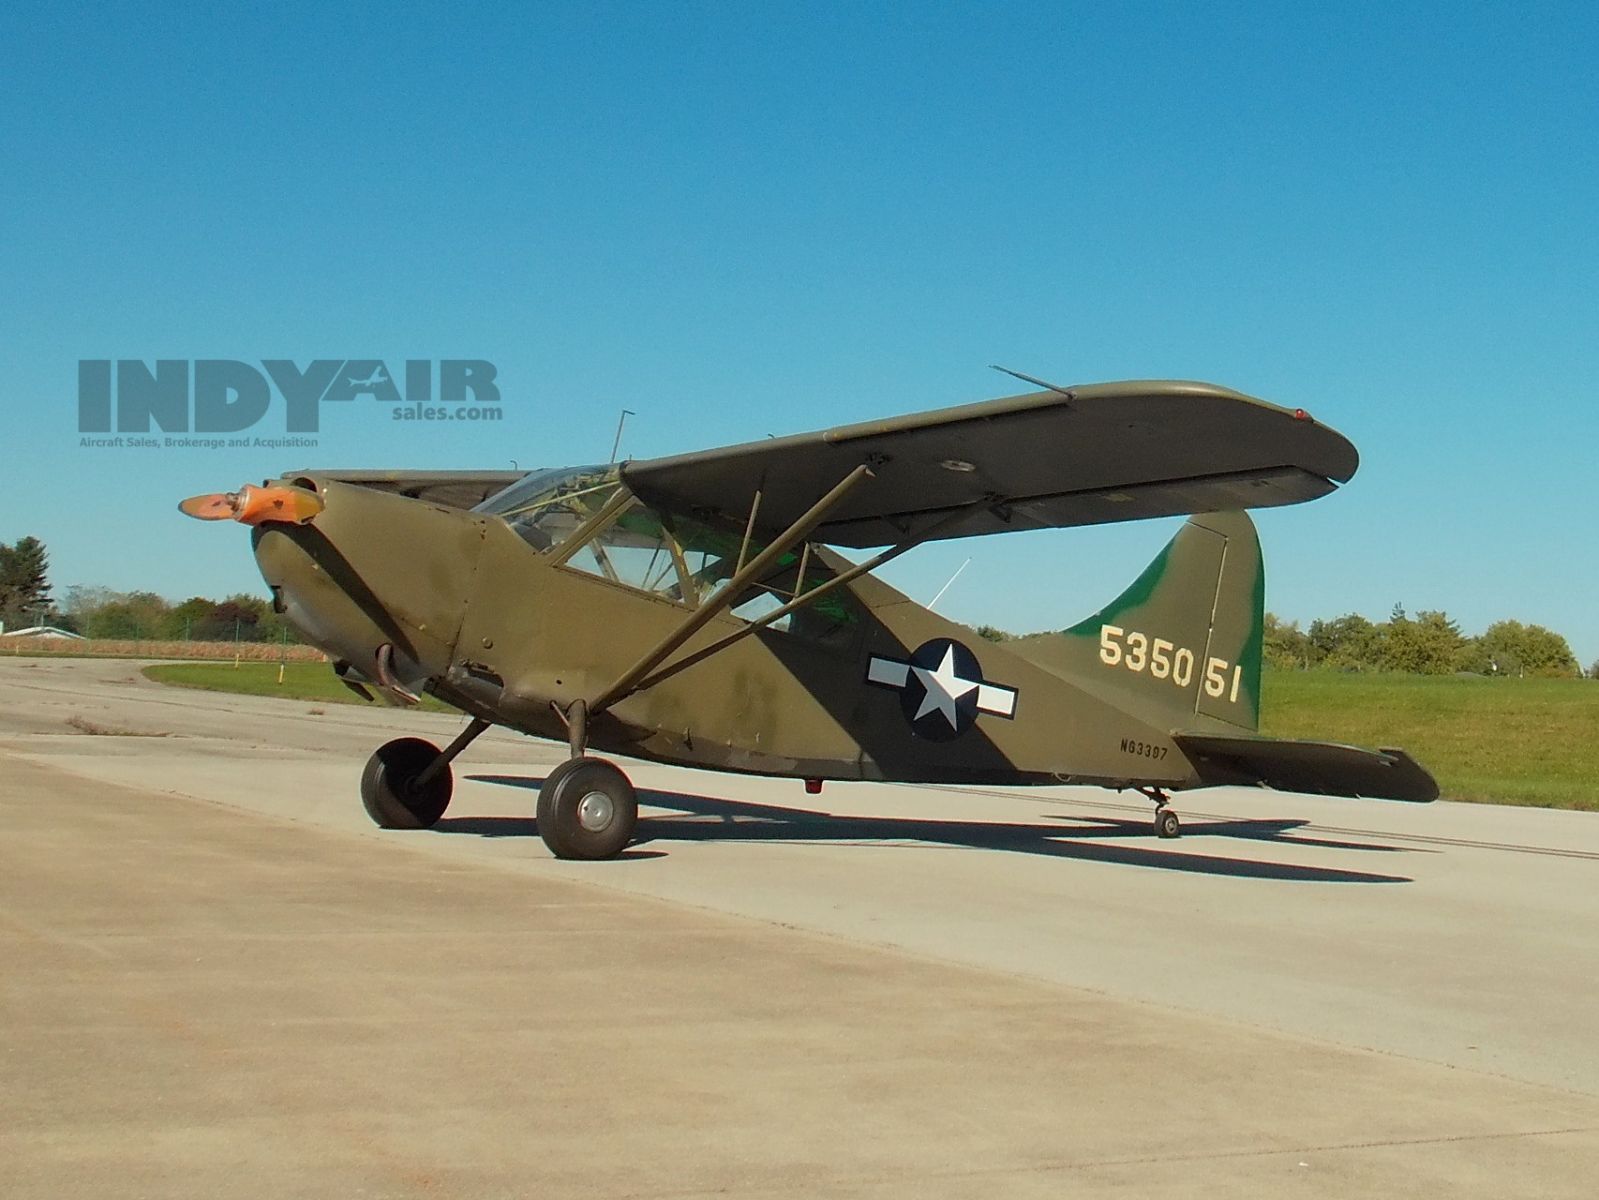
(12, 584), (304, 644)
(975, 606), (1592, 679)
(1261, 608), (1585, 678)
(0, 534), (301, 645)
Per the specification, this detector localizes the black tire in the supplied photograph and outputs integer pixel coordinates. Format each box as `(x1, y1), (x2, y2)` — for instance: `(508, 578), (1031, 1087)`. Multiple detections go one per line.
(537, 756), (587, 800)
(361, 737), (452, 829)
(1155, 808), (1181, 839)
(536, 757), (637, 860)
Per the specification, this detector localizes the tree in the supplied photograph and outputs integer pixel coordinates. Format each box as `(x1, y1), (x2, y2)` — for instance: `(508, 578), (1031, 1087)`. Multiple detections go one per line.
(163, 597), (219, 640)
(1307, 613), (1379, 670)
(81, 590), (171, 640)
(62, 583), (117, 622)
(201, 597), (264, 642)
(45, 584), (303, 644)
(1378, 609), (1466, 675)
(0, 536), (53, 628)
(1468, 620), (1580, 678)
(1264, 612), (1311, 669)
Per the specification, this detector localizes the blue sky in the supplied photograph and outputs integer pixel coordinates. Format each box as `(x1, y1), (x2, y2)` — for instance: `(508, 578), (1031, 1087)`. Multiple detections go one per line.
(3, 2), (1596, 663)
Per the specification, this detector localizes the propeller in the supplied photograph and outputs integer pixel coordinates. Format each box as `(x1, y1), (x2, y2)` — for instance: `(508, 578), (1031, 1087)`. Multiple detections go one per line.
(178, 484), (324, 526)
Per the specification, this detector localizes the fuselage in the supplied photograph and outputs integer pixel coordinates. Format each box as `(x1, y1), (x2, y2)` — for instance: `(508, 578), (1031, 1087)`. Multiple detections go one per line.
(253, 473), (1199, 789)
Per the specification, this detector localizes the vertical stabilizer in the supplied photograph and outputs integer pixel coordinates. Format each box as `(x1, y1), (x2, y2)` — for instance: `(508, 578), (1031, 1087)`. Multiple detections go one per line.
(1008, 512), (1264, 732)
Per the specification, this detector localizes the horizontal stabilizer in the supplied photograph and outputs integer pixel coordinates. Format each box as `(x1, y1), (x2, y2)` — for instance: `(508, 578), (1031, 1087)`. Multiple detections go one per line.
(1175, 732), (1439, 803)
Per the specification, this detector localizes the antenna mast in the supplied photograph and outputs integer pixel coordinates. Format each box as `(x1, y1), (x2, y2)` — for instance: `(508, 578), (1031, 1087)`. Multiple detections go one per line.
(609, 409), (636, 464)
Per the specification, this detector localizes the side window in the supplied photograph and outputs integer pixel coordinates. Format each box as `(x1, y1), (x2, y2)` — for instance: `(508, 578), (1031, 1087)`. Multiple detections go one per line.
(729, 588), (793, 633)
(555, 498), (862, 648)
(562, 504), (683, 594)
(658, 515), (743, 607)
(726, 550), (860, 649)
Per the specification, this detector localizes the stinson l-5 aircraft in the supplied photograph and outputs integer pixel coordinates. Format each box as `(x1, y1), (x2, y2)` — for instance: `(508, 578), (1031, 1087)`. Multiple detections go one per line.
(182, 379), (1437, 860)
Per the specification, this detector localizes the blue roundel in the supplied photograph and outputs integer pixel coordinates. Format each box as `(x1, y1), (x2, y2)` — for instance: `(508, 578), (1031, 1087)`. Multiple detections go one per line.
(897, 638), (985, 741)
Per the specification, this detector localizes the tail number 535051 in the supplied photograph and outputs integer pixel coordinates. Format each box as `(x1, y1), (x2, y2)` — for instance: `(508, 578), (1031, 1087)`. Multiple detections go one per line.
(1098, 624), (1241, 702)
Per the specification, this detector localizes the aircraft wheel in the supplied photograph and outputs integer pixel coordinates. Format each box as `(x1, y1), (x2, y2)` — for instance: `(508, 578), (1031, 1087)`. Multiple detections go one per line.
(537, 757), (637, 860)
(361, 737), (453, 829)
(1154, 808), (1181, 839)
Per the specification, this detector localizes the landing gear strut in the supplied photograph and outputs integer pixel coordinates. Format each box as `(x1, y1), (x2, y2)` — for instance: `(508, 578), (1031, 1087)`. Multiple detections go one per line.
(360, 718), (490, 829)
(1139, 787), (1181, 839)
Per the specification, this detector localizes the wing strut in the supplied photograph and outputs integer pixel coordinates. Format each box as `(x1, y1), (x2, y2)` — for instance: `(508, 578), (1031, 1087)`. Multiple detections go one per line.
(583, 464), (873, 719)
(627, 497), (998, 695)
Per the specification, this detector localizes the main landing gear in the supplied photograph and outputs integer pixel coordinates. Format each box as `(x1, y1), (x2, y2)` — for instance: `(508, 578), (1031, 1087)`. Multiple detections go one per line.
(1138, 787), (1182, 839)
(537, 699), (639, 860)
(358, 712), (639, 861)
(535, 757), (638, 860)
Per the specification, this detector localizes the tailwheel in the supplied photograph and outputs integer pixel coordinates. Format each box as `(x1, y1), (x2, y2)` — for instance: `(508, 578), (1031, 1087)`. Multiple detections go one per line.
(1137, 786), (1181, 839)
(536, 757), (637, 860)
(361, 737), (453, 829)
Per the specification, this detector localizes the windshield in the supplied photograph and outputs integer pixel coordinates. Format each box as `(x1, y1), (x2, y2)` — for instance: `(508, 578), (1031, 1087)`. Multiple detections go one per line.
(473, 465), (620, 553)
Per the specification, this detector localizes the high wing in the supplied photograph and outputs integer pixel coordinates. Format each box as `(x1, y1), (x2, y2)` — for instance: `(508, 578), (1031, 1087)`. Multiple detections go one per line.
(622, 381), (1359, 548)
(279, 469), (526, 511)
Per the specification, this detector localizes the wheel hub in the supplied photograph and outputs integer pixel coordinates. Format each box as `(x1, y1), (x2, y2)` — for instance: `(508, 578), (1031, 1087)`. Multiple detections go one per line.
(576, 790), (615, 832)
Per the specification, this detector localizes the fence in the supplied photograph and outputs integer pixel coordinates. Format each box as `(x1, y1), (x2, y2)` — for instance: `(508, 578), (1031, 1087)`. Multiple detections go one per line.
(0, 637), (328, 662)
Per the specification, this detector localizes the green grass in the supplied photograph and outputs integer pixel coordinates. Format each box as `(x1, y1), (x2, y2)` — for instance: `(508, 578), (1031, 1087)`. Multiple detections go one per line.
(1261, 671), (1599, 810)
(141, 662), (1599, 811)
(142, 662), (455, 713)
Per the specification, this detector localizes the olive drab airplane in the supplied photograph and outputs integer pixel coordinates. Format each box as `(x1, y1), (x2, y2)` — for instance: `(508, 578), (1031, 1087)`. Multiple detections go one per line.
(180, 379), (1438, 860)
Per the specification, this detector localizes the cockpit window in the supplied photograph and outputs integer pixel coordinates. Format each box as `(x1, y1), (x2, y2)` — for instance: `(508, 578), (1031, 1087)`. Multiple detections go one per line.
(474, 465), (622, 554)
(479, 467), (860, 646)
(561, 502), (685, 594)
(496, 479), (860, 647)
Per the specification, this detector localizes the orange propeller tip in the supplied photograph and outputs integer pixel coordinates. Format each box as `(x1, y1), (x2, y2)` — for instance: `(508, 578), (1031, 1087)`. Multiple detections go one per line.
(179, 492), (239, 520)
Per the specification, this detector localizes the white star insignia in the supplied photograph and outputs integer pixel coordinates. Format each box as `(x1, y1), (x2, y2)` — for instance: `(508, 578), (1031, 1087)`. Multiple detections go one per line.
(911, 644), (980, 729)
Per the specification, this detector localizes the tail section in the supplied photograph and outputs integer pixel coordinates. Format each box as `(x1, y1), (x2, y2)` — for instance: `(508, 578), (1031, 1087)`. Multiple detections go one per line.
(1009, 511), (1264, 732)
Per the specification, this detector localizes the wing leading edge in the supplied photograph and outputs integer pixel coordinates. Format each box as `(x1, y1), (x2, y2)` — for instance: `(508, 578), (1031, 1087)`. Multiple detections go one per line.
(278, 470), (526, 511)
(622, 381), (1359, 548)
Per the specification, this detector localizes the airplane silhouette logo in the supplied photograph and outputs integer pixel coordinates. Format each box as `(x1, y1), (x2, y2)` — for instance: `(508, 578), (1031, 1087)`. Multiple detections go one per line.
(347, 366), (391, 389)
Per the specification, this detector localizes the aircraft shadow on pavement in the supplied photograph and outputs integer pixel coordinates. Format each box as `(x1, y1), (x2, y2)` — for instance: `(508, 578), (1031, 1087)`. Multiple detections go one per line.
(451, 775), (1415, 884)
